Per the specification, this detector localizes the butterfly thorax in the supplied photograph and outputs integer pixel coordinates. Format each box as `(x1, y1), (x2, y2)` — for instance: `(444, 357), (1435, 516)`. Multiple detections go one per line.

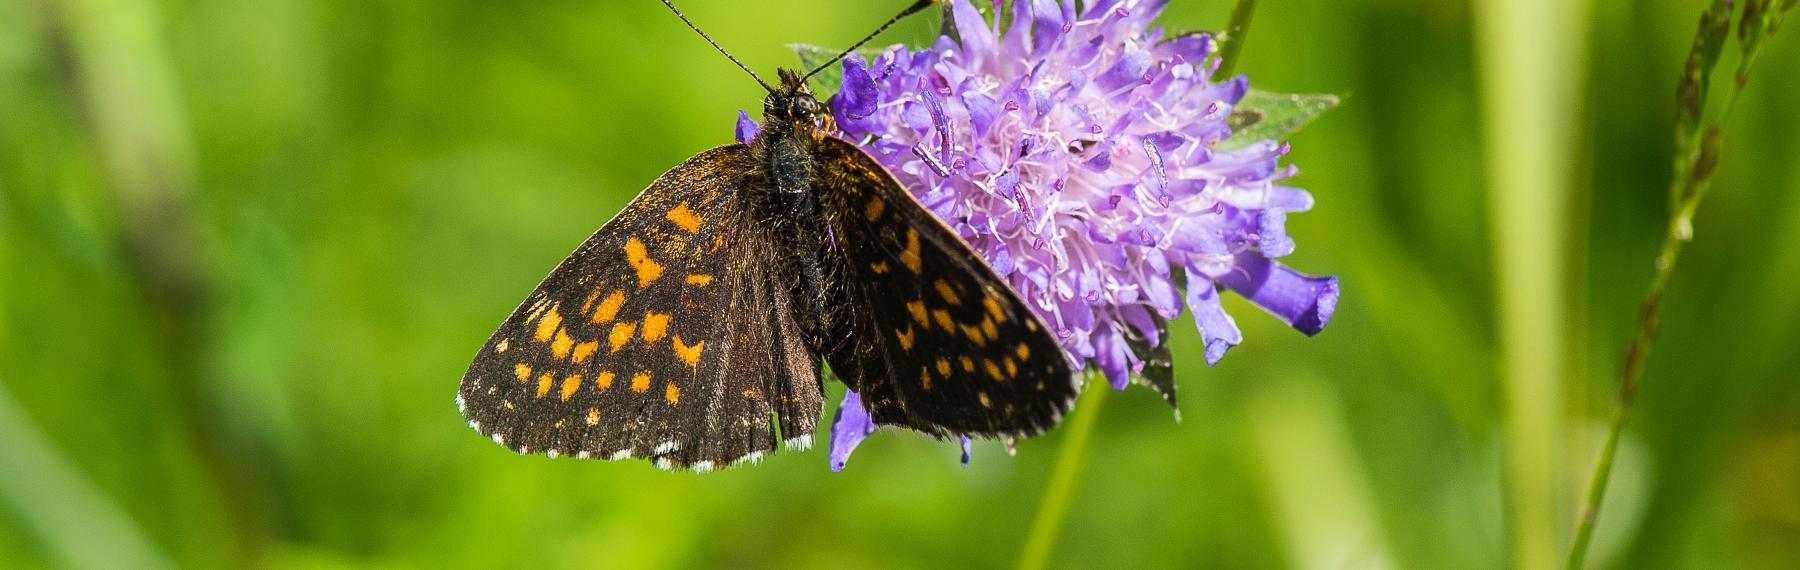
(755, 69), (826, 198)
(747, 68), (835, 350)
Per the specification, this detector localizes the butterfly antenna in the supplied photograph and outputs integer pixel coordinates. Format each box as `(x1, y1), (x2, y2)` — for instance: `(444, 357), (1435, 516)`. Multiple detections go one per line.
(659, 0), (774, 93)
(796, 0), (938, 92)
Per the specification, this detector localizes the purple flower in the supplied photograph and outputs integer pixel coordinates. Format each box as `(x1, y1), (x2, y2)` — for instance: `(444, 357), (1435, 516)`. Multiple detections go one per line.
(819, 0), (1337, 470)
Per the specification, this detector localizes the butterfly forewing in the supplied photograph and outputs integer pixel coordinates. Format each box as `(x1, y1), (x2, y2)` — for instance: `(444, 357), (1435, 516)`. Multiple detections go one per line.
(812, 136), (1078, 438)
(459, 145), (823, 471)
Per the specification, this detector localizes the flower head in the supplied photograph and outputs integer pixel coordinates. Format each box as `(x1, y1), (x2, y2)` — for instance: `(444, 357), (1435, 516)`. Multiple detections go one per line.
(819, 0), (1338, 470)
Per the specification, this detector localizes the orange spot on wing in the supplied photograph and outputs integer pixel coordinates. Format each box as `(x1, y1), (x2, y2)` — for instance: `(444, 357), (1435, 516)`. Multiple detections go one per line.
(514, 362), (532, 381)
(534, 305), (563, 342)
(536, 372), (554, 398)
(581, 288), (603, 313)
(978, 391), (992, 408)
(560, 374), (582, 400)
(908, 300), (929, 326)
(641, 311), (670, 342)
(960, 323), (988, 346)
(609, 321), (638, 352)
(666, 202), (703, 233)
(624, 237), (665, 287)
(932, 309), (954, 332)
(899, 229), (922, 273)
(896, 326), (915, 350)
(864, 197), (886, 221)
(572, 340), (599, 364)
(586, 408), (601, 426)
(1003, 356), (1018, 376)
(984, 296), (1007, 322)
(685, 274), (714, 285)
(596, 371), (616, 390)
(936, 358), (951, 376)
(934, 279), (961, 306)
(980, 317), (998, 342)
(1014, 343), (1031, 360)
(664, 383), (681, 406)
(921, 367), (933, 391)
(630, 372), (651, 393)
(551, 328), (575, 359)
(961, 356), (975, 372)
(672, 335), (705, 367)
(592, 290), (626, 323)
(870, 261), (890, 274)
(983, 359), (1003, 381)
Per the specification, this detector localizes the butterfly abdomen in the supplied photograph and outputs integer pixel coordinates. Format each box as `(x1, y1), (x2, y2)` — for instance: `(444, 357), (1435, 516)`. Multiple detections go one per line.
(743, 105), (841, 356)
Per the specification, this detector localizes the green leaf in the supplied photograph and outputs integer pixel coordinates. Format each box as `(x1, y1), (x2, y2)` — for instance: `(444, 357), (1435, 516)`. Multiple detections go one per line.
(1218, 89), (1341, 150)
(1122, 313), (1178, 413)
(790, 43), (887, 95)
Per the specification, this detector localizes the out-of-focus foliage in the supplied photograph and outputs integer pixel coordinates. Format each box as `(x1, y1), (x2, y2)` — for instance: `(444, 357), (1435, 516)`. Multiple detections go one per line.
(0, 1), (1795, 568)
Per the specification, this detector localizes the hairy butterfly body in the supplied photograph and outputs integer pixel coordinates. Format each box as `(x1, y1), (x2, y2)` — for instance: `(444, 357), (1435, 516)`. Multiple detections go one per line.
(458, 6), (1077, 471)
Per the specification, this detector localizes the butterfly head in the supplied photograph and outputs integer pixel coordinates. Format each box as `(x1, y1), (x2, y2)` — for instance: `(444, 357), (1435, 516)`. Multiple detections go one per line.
(764, 69), (822, 129)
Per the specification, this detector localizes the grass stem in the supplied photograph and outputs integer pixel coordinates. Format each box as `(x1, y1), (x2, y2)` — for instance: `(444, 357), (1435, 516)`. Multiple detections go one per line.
(1566, 3), (1794, 566)
(1472, 0), (1590, 565)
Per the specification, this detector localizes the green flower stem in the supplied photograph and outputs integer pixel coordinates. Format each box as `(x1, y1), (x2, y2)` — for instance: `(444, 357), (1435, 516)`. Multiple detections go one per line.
(1212, 0), (1257, 80)
(1017, 384), (1108, 570)
(1567, 3), (1792, 567)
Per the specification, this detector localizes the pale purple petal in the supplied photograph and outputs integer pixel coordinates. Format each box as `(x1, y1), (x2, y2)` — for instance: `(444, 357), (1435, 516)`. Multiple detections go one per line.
(1186, 283), (1242, 366)
(1140, 251), (1180, 317)
(1091, 320), (1133, 389)
(833, 55), (880, 136)
(951, 0), (997, 63)
(1162, 33), (1211, 63)
(1085, 0), (1125, 18)
(1119, 303), (1161, 347)
(1001, 0), (1033, 59)
(829, 390), (877, 472)
(1028, 0), (1066, 56)
(735, 110), (760, 144)
(961, 87), (1000, 136)
(1216, 253), (1339, 336)
(1095, 45), (1152, 92)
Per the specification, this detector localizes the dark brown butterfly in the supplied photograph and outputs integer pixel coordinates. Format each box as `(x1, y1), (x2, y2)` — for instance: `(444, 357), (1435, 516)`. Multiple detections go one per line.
(456, 0), (1077, 471)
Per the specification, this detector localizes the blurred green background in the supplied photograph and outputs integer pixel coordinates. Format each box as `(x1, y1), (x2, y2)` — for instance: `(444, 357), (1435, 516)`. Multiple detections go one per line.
(2, 0), (1797, 567)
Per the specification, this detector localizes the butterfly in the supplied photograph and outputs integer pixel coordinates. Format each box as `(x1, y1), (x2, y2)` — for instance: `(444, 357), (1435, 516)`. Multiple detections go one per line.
(456, 0), (1077, 472)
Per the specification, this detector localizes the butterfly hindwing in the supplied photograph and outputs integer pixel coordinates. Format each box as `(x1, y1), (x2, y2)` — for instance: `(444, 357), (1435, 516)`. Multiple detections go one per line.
(811, 135), (1078, 438)
(458, 145), (823, 470)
